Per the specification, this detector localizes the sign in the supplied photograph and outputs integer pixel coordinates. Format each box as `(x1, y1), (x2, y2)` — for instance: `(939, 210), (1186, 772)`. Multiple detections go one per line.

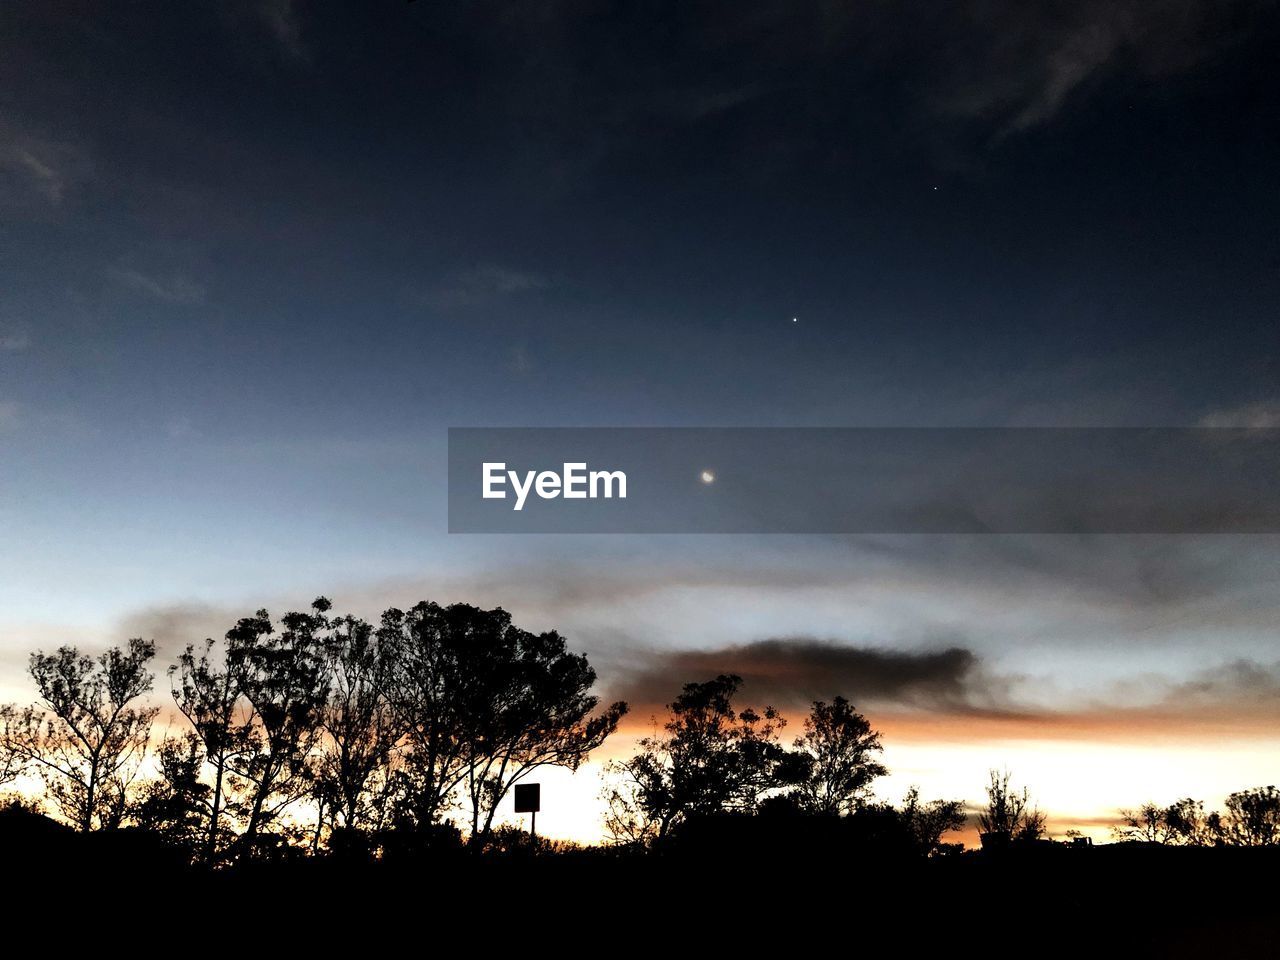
(514, 783), (540, 813)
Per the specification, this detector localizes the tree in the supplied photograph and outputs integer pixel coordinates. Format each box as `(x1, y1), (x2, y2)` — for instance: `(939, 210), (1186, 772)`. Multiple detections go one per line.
(378, 602), (478, 829)
(978, 768), (1045, 845)
(457, 620), (626, 846)
(314, 611), (399, 842)
(1, 640), (157, 831)
(169, 636), (253, 861)
(1164, 797), (1213, 846)
(225, 601), (330, 858)
(1219, 786), (1280, 847)
(1113, 797), (1218, 846)
(602, 767), (662, 849)
(790, 697), (886, 815)
(1113, 801), (1179, 844)
(131, 734), (212, 849)
(898, 786), (967, 856)
(605, 675), (798, 843)
(0, 705), (27, 789)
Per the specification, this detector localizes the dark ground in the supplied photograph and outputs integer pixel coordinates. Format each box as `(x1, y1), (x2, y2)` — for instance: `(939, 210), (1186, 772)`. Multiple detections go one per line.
(3, 809), (1276, 954)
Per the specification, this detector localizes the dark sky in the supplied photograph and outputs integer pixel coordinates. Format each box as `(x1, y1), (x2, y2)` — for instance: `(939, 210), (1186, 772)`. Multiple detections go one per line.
(4, 1), (1279, 438)
(2, 1), (1279, 835)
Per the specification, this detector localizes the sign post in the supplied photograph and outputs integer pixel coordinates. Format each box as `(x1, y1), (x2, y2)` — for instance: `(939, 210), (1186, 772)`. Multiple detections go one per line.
(513, 782), (541, 840)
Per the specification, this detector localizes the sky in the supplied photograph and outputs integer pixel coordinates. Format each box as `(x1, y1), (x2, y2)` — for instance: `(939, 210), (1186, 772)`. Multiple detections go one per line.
(2, 1), (1279, 842)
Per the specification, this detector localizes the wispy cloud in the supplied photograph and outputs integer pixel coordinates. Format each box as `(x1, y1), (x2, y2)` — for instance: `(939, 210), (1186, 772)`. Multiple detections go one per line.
(0, 325), (30, 352)
(6, 147), (62, 200)
(424, 265), (549, 311)
(0, 399), (21, 432)
(108, 267), (206, 304)
(258, 0), (308, 62)
(1199, 400), (1280, 428)
(930, 0), (1257, 139)
(0, 121), (91, 209)
(508, 342), (534, 374)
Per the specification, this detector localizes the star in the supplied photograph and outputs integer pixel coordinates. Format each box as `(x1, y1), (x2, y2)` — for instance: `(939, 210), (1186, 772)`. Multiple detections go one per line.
(700, 469), (716, 485)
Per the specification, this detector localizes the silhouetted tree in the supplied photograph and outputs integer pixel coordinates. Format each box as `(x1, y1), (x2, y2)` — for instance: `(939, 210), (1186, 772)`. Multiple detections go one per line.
(898, 786), (967, 856)
(0, 705), (26, 789)
(602, 769), (661, 848)
(378, 602), (479, 829)
(1219, 786), (1280, 846)
(790, 697), (886, 815)
(1114, 797), (1219, 846)
(1, 640), (157, 831)
(314, 611), (399, 843)
(605, 675), (798, 843)
(978, 768), (1045, 846)
(170, 636), (253, 861)
(225, 600), (330, 858)
(1114, 801), (1179, 844)
(457, 620), (627, 846)
(132, 733), (211, 849)
(1164, 797), (1213, 846)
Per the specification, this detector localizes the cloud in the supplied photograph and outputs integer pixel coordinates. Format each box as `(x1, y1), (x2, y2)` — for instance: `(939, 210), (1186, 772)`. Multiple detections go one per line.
(424, 265), (549, 311)
(606, 635), (1280, 748)
(0, 122), (91, 209)
(0, 400), (20, 432)
(258, 0), (308, 62)
(0, 399), (91, 439)
(108, 268), (206, 304)
(324, 534), (1280, 682)
(0, 326), (29, 352)
(95, 582), (1280, 751)
(508, 342), (534, 374)
(1198, 400), (1280, 428)
(1165, 658), (1280, 709)
(4, 147), (62, 200)
(472, 0), (1262, 189)
(925, 0), (1258, 138)
(608, 637), (1015, 715)
(114, 601), (245, 666)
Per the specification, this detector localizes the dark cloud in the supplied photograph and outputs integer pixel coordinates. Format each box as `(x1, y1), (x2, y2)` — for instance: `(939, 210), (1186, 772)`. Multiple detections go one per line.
(602, 632), (1280, 743)
(114, 601), (243, 666)
(608, 637), (1015, 714)
(1166, 658), (1280, 710)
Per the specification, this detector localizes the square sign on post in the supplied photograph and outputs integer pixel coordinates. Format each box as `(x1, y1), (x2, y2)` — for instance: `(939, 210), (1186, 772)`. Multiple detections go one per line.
(514, 782), (541, 840)
(514, 783), (540, 813)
